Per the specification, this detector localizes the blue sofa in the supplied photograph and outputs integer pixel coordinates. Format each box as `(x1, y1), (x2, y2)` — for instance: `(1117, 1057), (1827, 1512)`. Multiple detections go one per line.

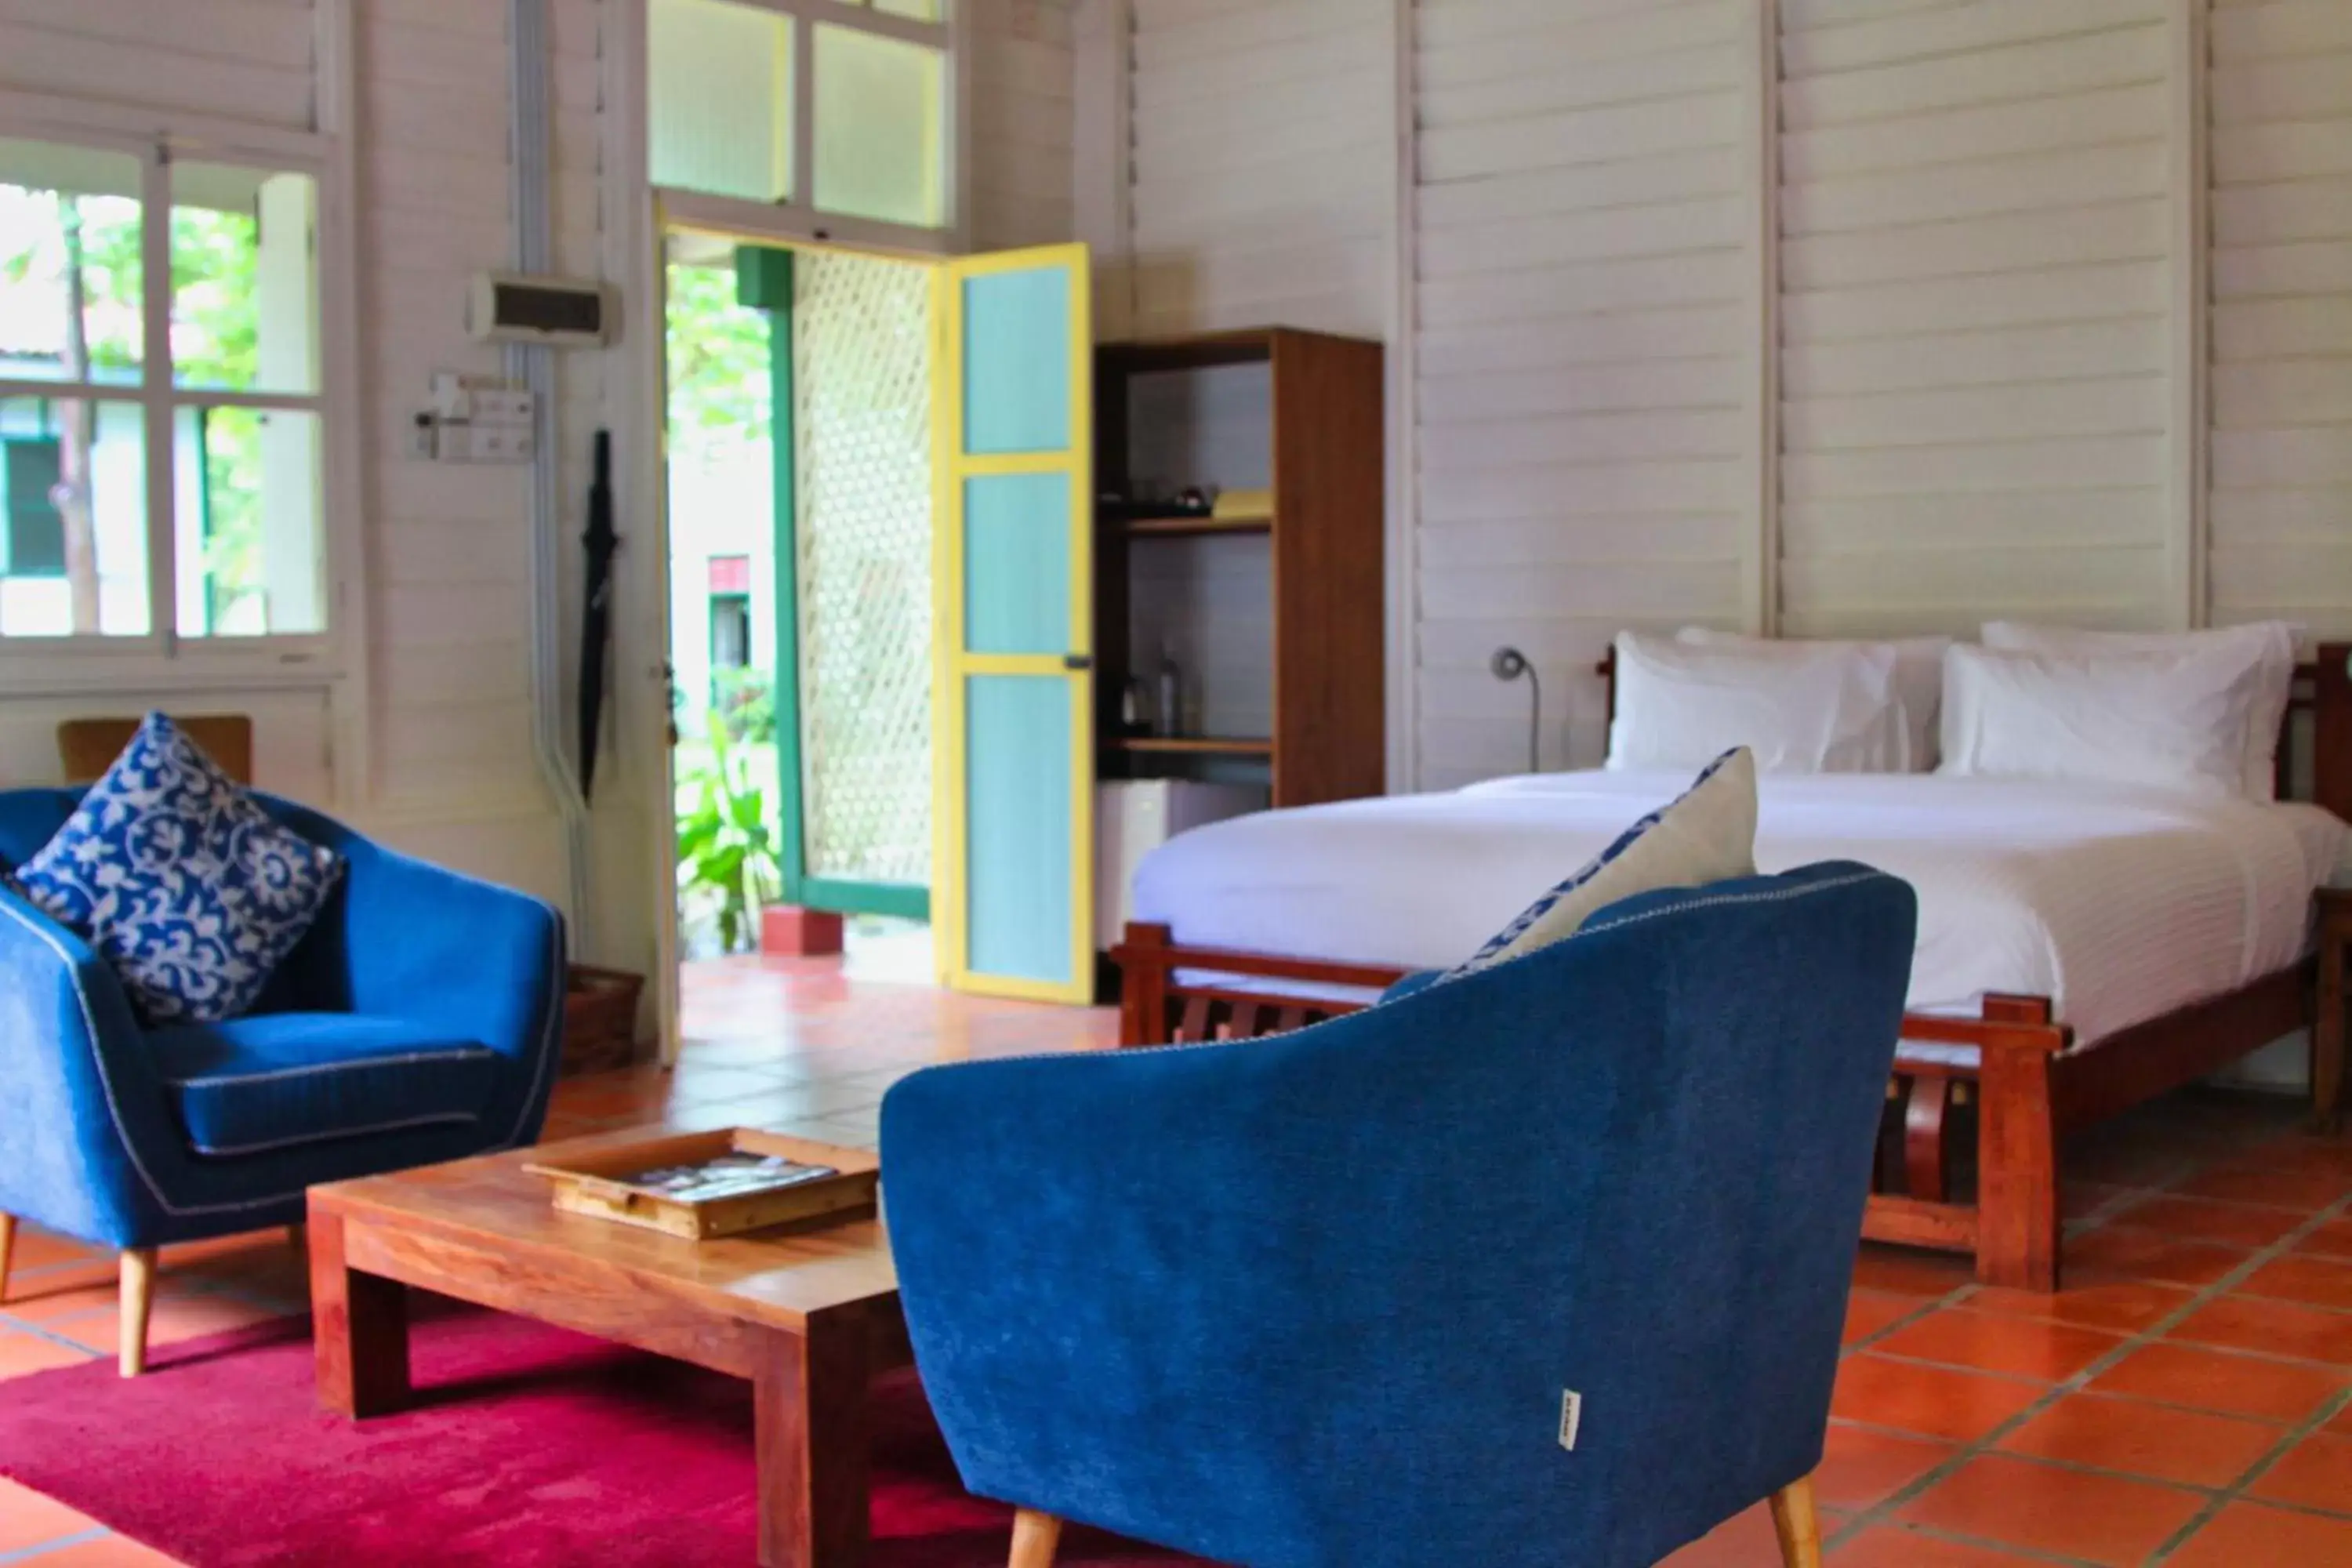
(881, 862), (1916, 1568)
(0, 788), (565, 1374)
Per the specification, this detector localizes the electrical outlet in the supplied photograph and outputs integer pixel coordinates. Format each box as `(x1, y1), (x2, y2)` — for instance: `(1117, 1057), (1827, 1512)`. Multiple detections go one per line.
(474, 390), (536, 425)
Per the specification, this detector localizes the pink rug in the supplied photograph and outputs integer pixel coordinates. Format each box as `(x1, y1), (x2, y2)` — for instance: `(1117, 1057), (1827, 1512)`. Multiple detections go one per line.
(0, 1306), (1202, 1566)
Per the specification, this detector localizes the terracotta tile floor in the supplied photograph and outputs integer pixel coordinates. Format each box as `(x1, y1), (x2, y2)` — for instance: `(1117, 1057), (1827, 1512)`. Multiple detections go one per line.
(0, 955), (2347, 1566)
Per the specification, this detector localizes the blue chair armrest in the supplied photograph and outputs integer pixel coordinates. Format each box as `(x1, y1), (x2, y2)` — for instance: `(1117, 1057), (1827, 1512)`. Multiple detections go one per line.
(340, 842), (566, 1058)
(257, 804), (566, 1061)
(253, 801), (567, 1151)
(0, 887), (184, 1246)
(1377, 969), (1443, 1003)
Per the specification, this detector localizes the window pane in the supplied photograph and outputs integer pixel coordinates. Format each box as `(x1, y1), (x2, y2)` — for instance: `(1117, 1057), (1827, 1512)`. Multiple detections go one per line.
(650, 0), (793, 204)
(0, 140), (143, 387)
(814, 25), (945, 228)
(172, 165), (318, 396)
(176, 405), (324, 637)
(872, 0), (945, 19)
(0, 395), (149, 637)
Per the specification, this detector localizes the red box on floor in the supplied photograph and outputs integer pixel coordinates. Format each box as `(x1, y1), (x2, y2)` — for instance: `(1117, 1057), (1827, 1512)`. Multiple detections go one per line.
(760, 906), (844, 956)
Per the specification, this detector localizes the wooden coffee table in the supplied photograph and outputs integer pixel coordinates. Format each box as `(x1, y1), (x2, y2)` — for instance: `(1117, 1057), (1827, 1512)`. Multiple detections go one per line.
(307, 1129), (906, 1568)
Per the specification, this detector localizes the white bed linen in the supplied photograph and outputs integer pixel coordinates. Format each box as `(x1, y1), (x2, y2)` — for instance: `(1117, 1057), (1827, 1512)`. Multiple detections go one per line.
(1131, 771), (2348, 1046)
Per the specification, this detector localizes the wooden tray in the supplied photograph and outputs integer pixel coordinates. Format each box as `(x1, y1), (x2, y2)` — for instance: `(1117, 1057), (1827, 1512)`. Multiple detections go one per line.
(524, 1129), (880, 1240)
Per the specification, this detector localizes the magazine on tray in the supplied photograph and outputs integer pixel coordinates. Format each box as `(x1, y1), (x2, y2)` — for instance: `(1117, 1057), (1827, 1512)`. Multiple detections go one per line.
(613, 1152), (840, 1206)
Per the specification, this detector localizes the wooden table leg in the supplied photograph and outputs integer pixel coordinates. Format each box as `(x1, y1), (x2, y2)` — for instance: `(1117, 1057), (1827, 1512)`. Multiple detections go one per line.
(309, 1209), (412, 1418)
(753, 1307), (873, 1568)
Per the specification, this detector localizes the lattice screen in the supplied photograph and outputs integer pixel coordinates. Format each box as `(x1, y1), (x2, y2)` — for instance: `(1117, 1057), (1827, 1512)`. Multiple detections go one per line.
(793, 252), (932, 887)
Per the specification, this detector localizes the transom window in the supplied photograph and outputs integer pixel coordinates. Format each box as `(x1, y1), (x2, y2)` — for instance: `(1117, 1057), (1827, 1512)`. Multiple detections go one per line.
(648, 0), (957, 250)
(0, 135), (329, 647)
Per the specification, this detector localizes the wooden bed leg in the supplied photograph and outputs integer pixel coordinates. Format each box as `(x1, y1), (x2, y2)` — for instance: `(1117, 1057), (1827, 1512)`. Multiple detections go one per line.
(2314, 902), (2346, 1136)
(1976, 1035), (2060, 1292)
(1904, 1077), (1954, 1203)
(1874, 1081), (1905, 1194)
(1115, 923), (1174, 1047)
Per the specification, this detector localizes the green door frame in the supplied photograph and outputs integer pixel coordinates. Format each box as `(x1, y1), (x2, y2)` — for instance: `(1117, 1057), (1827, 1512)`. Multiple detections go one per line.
(737, 244), (930, 923)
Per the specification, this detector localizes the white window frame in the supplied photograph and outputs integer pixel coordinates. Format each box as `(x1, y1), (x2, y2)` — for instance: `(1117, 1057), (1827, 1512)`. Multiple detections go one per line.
(647, 0), (973, 260)
(0, 24), (361, 695)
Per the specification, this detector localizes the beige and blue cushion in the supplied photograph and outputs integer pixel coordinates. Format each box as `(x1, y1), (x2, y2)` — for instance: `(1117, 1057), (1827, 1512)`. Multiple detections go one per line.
(1450, 745), (1758, 979)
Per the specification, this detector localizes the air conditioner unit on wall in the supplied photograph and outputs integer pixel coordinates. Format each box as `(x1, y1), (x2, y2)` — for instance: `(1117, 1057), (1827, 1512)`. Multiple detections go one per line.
(466, 270), (619, 348)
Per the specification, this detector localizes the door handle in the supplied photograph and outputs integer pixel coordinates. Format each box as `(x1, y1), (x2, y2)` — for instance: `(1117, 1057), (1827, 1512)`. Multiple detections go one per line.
(1063, 654), (1093, 672)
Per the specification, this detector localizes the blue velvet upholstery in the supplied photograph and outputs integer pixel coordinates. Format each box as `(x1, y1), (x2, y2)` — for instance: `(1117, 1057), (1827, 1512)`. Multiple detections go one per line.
(882, 862), (1917, 1568)
(0, 788), (565, 1251)
(148, 1015), (499, 1157)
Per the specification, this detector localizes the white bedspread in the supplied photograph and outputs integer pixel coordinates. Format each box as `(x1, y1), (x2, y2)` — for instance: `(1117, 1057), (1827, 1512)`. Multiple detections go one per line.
(1131, 771), (2349, 1045)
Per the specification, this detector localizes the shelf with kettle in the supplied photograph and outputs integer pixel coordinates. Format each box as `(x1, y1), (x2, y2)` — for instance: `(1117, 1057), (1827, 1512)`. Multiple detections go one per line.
(1091, 328), (1384, 811)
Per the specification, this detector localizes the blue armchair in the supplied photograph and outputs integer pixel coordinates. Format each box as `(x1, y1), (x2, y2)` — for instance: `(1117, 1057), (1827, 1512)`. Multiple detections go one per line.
(881, 862), (1916, 1568)
(0, 789), (565, 1374)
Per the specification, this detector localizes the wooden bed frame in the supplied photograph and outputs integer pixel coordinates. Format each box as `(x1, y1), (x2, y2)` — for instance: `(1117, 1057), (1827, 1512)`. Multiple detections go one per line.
(1112, 643), (2352, 1294)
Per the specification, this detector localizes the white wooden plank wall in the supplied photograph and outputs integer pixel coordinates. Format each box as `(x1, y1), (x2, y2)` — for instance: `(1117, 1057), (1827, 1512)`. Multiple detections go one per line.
(1412, 0), (1758, 785)
(1777, 0), (2176, 637)
(358, 0), (607, 815)
(2208, 0), (2352, 632)
(970, 0), (1076, 249)
(0, 0), (320, 131)
(1127, 0), (1391, 337)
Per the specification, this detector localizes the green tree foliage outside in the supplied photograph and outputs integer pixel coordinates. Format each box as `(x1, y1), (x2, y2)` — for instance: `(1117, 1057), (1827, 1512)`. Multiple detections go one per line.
(665, 257), (771, 457)
(666, 258), (783, 953)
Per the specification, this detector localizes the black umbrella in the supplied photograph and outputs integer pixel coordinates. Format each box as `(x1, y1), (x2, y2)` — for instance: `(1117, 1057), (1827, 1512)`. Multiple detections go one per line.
(578, 428), (618, 802)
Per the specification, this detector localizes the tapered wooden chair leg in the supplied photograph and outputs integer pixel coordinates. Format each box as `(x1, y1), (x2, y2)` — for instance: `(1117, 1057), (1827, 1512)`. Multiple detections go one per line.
(1769, 1475), (1821, 1568)
(119, 1247), (158, 1378)
(0, 1212), (15, 1303)
(1008, 1508), (1062, 1568)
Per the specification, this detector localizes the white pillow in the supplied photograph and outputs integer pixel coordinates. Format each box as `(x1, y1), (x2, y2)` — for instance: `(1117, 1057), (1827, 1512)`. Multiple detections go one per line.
(1450, 746), (1758, 977)
(1609, 631), (1907, 774)
(1980, 621), (2295, 800)
(1676, 627), (1951, 771)
(1938, 644), (2263, 797)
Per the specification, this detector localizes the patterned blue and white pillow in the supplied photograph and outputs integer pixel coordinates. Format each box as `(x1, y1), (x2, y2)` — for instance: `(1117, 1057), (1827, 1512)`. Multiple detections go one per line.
(15, 713), (344, 1025)
(1444, 746), (1759, 982)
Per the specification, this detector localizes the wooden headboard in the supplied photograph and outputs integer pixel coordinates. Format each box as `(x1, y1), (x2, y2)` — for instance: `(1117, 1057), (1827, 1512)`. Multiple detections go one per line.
(1593, 643), (2352, 824)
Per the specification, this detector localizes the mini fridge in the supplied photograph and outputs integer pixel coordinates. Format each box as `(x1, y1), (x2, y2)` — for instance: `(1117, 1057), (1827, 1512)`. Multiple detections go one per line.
(1093, 779), (1265, 951)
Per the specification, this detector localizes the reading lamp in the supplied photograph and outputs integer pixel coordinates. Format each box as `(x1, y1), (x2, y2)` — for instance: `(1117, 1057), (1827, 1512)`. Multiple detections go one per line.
(1490, 645), (1542, 775)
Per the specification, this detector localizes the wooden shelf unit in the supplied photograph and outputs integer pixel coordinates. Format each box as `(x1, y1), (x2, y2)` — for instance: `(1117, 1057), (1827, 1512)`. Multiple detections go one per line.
(1093, 327), (1385, 810)
(1120, 514), (1274, 539)
(1112, 735), (1276, 757)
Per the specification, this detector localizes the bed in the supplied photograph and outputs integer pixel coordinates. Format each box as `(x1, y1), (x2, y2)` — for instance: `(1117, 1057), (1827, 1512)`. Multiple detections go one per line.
(1112, 644), (2352, 1292)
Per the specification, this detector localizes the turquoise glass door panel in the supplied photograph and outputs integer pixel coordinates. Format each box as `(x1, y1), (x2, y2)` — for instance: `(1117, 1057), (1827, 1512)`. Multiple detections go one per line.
(937, 244), (1092, 1001)
(961, 268), (1071, 454)
(963, 473), (1070, 655)
(964, 676), (1073, 985)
